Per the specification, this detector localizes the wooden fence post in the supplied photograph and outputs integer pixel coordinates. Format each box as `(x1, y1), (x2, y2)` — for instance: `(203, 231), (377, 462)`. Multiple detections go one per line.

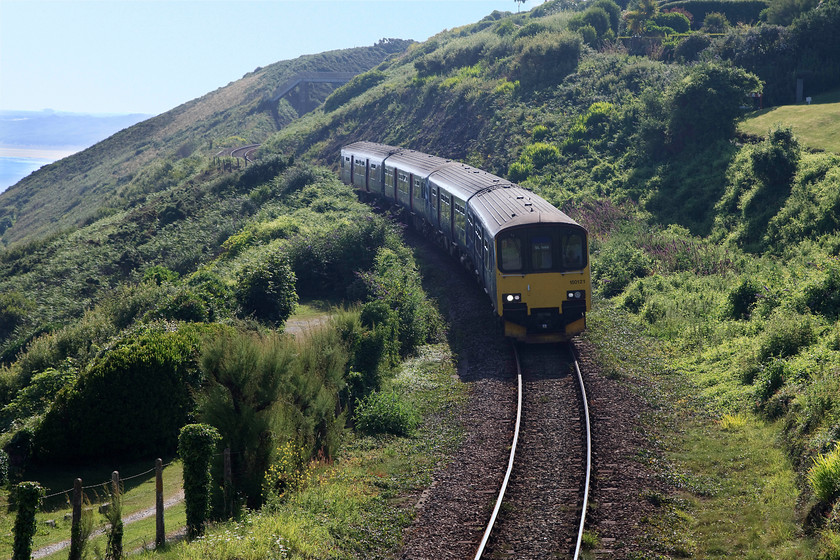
(69, 478), (83, 560)
(156, 458), (165, 547)
(108, 470), (123, 560)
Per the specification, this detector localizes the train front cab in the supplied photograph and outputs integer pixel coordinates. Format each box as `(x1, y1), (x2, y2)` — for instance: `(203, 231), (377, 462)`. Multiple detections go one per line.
(495, 225), (591, 343)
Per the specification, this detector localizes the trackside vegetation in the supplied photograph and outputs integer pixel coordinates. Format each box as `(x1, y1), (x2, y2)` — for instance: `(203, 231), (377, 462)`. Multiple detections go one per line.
(2, 0), (840, 556)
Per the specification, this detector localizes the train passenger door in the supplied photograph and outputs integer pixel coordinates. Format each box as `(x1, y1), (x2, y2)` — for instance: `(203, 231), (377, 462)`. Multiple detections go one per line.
(429, 183), (439, 228)
(364, 159), (370, 192)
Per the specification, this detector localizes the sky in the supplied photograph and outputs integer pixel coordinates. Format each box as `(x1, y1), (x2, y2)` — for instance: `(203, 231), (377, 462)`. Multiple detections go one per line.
(0, 0), (543, 117)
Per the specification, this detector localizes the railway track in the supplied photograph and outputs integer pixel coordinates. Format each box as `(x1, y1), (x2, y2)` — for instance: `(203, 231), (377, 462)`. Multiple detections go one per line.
(215, 143), (260, 162)
(475, 342), (591, 559)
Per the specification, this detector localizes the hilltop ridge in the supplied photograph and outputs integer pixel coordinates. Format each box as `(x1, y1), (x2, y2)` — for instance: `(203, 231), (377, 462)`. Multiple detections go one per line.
(0, 39), (410, 245)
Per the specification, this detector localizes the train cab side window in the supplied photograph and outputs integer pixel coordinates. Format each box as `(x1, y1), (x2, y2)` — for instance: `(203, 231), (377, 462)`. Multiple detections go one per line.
(500, 236), (522, 271)
(563, 234), (584, 269)
(531, 236), (552, 270)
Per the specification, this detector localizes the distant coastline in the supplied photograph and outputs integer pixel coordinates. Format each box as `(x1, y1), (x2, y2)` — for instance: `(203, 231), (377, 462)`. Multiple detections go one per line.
(0, 109), (151, 192)
(0, 146), (80, 160)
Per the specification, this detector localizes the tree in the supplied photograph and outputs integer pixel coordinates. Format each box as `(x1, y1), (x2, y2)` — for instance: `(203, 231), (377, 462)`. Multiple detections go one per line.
(197, 332), (294, 509)
(625, 0), (659, 34)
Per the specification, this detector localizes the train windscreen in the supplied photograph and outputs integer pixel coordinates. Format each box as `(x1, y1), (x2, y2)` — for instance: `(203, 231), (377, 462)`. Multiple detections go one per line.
(498, 227), (586, 273)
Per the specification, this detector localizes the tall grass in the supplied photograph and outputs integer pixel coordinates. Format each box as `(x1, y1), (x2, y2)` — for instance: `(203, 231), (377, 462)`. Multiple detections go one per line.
(809, 446), (840, 505)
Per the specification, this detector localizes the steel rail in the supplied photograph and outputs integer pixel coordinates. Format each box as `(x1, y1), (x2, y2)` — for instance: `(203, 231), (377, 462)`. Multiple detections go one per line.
(473, 342), (523, 560)
(570, 343), (592, 560)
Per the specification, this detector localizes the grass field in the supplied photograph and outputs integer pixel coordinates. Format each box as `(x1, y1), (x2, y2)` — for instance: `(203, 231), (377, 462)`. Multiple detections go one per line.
(0, 460), (184, 559)
(739, 89), (840, 153)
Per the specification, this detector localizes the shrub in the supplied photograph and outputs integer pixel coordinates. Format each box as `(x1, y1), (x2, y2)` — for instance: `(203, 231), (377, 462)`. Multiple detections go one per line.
(808, 445), (840, 505)
(724, 277), (760, 320)
(155, 290), (210, 323)
(755, 358), (790, 403)
(531, 125), (549, 142)
(354, 391), (419, 437)
(287, 216), (388, 297)
(654, 11), (691, 33)
(235, 252), (298, 325)
(702, 11), (730, 32)
(665, 62), (761, 150)
(34, 325), (210, 461)
(357, 246), (444, 357)
(570, 7), (611, 38)
(263, 440), (313, 506)
(514, 32), (581, 89)
(12, 481), (44, 560)
(673, 33), (711, 62)
(757, 310), (815, 361)
(179, 423), (221, 540)
(592, 241), (652, 297)
(1, 366), (76, 429)
(143, 265), (179, 285)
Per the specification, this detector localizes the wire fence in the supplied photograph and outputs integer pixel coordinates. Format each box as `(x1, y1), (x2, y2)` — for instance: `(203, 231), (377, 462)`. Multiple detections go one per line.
(40, 460), (175, 509)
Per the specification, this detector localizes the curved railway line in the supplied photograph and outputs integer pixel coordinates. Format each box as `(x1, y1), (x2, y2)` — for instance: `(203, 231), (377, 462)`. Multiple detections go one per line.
(394, 218), (664, 560)
(475, 342), (592, 559)
(215, 143), (260, 163)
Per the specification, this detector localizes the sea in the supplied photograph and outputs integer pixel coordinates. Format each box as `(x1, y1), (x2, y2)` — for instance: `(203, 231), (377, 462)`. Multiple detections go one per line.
(0, 155), (54, 193)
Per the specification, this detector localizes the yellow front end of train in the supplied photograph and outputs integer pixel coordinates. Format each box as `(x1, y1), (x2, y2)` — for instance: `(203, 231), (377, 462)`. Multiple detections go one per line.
(497, 270), (590, 343)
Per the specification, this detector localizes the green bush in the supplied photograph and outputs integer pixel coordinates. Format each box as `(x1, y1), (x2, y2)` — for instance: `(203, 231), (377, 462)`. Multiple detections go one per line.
(354, 391), (419, 437)
(357, 246), (444, 357)
(592, 241), (653, 297)
(757, 310), (815, 361)
(724, 277), (760, 320)
(513, 32), (581, 89)
(179, 423), (221, 540)
(287, 217), (387, 297)
(702, 11), (730, 32)
(808, 445), (840, 505)
(12, 481), (44, 560)
(655, 11), (691, 32)
(755, 358), (790, 403)
(1, 366), (76, 429)
(143, 265), (179, 285)
(673, 33), (711, 62)
(802, 264), (840, 319)
(198, 332), (294, 509)
(235, 252), (298, 325)
(34, 325), (211, 461)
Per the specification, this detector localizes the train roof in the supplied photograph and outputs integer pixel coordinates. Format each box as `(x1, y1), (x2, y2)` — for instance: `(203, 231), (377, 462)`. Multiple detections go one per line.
(342, 142), (584, 236)
(341, 141), (401, 162)
(343, 141), (455, 177)
(470, 186), (582, 237)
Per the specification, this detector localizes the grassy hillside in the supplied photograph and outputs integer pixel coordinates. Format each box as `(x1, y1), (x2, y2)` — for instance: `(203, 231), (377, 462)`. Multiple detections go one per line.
(739, 89), (840, 153)
(3, 0), (840, 557)
(0, 40), (410, 246)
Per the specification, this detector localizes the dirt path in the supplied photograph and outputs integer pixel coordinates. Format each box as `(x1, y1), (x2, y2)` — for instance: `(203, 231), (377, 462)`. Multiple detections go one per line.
(31, 490), (184, 559)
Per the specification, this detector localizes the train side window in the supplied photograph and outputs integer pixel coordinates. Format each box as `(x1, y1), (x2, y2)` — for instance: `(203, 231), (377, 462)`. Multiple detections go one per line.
(563, 234), (584, 269)
(499, 236), (522, 271)
(531, 236), (552, 270)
